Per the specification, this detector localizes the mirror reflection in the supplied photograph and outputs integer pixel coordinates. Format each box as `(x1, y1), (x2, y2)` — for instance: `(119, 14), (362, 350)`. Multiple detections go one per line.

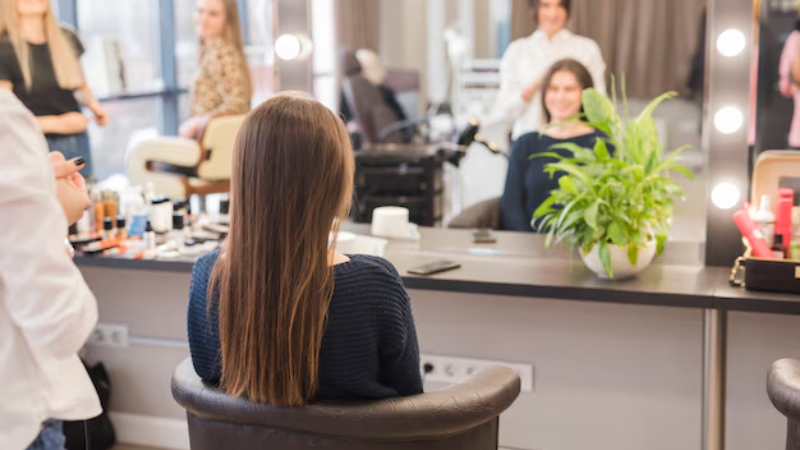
(334, 0), (708, 242)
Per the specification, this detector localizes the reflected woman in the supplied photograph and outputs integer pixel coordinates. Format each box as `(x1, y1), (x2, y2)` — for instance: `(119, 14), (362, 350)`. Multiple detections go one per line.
(179, 0), (252, 140)
(0, 0), (108, 178)
(495, 0), (606, 142)
(780, 19), (800, 150)
(501, 59), (606, 232)
(188, 93), (423, 405)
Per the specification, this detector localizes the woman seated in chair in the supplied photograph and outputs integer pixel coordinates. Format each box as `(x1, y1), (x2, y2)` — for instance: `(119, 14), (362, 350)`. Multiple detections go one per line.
(501, 59), (606, 232)
(179, 0), (252, 140)
(188, 93), (423, 406)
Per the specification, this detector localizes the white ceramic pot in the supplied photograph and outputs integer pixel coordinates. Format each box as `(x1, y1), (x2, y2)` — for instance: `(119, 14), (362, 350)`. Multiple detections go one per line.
(580, 241), (657, 280)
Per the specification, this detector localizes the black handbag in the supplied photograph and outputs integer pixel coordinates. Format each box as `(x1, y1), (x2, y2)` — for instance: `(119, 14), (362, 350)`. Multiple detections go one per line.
(63, 361), (116, 450)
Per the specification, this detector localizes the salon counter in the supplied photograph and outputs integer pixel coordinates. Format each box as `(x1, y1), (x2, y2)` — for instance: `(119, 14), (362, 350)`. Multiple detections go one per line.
(74, 225), (800, 315)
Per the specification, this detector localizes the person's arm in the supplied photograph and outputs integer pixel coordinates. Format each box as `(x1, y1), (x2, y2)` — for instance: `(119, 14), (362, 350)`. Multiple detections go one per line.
(0, 92), (97, 359)
(187, 251), (222, 383)
(780, 32), (799, 98)
(76, 82), (109, 126)
(586, 40), (607, 96)
(380, 262), (423, 396)
(493, 43), (532, 123)
(34, 112), (90, 135)
(501, 135), (535, 232)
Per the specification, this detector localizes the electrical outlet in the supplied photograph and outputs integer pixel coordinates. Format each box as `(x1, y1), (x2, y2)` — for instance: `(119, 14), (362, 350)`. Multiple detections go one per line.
(86, 323), (129, 347)
(420, 354), (534, 392)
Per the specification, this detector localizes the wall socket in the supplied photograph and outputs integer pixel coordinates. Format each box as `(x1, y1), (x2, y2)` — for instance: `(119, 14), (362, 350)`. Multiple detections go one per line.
(86, 323), (129, 347)
(420, 354), (534, 392)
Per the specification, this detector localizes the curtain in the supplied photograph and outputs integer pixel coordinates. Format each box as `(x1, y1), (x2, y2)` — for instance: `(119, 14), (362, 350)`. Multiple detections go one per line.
(335, 0), (381, 53)
(570, 0), (706, 98)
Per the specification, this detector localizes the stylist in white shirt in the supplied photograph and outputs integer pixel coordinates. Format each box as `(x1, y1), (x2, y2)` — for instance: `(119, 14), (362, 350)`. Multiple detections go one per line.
(0, 90), (101, 450)
(495, 0), (607, 140)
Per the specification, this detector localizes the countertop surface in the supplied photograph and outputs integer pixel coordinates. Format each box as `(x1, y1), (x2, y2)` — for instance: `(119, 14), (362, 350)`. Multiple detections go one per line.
(74, 225), (800, 315)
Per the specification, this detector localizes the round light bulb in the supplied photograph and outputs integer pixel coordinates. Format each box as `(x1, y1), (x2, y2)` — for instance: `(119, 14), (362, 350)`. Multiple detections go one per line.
(711, 183), (741, 210)
(717, 29), (746, 57)
(275, 34), (302, 61)
(714, 107), (744, 135)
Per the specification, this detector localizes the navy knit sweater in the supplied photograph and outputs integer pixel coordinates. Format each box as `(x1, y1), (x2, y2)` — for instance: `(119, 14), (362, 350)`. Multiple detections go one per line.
(187, 250), (423, 401)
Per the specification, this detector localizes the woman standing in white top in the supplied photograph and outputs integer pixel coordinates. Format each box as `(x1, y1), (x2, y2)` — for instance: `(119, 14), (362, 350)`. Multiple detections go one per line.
(495, 0), (607, 140)
(0, 89), (101, 450)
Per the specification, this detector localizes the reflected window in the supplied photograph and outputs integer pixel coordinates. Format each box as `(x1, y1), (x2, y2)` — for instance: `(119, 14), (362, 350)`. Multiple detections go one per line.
(78, 0), (162, 96)
(88, 98), (162, 181)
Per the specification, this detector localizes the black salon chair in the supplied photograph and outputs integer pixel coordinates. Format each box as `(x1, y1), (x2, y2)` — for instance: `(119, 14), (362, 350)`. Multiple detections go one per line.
(171, 358), (520, 450)
(767, 358), (800, 450)
(448, 197), (503, 230)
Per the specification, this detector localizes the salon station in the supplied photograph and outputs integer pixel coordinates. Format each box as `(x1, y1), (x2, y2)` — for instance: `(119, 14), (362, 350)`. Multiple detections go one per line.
(33, 0), (800, 449)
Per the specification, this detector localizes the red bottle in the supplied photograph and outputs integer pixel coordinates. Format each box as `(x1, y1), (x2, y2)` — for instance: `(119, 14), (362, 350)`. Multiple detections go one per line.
(733, 208), (774, 258)
(776, 188), (794, 247)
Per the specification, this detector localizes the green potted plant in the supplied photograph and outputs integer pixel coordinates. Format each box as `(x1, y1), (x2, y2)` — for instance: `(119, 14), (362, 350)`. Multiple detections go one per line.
(533, 84), (694, 279)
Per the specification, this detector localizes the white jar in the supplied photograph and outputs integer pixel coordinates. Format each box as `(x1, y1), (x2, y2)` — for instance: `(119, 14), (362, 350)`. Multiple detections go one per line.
(150, 196), (174, 234)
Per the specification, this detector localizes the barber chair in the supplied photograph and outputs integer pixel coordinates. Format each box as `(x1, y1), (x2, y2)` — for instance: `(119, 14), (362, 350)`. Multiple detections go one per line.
(126, 114), (246, 199)
(447, 197), (502, 230)
(767, 358), (800, 450)
(171, 358), (521, 450)
(342, 75), (406, 145)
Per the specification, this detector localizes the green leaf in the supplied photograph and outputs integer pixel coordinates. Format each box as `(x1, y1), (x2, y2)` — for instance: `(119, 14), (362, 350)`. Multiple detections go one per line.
(627, 242), (639, 266)
(599, 242), (613, 279)
(558, 176), (578, 194)
(608, 222), (626, 246)
(533, 195), (557, 219)
(582, 88), (616, 130)
(669, 164), (695, 181)
(584, 202), (599, 229)
(656, 234), (667, 255)
(635, 91), (678, 126)
(544, 162), (592, 184)
(593, 139), (610, 161)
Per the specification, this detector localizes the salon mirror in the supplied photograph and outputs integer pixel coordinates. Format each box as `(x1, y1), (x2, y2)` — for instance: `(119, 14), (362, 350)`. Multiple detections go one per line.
(327, 0), (709, 244)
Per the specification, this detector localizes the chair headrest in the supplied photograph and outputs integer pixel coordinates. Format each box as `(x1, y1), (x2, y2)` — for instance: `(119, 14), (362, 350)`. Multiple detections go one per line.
(172, 358), (520, 440)
(768, 358), (800, 421)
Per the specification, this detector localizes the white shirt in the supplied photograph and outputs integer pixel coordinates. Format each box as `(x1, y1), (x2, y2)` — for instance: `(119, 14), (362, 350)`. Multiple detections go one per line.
(0, 90), (101, 450)
(494, 29), (607, 140)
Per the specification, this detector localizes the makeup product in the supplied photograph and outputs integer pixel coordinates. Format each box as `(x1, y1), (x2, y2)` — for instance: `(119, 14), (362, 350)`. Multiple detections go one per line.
(116, 215), (127, 240)
(733, 208), (773, 258)
(772, 234), (788, 260)
(170, 212), (187, 247)
(144, 221), (157, 251)
(776, 188), (794, 248)
(91, 189), (104, 233)
(150, 196), (174, 234)
(754, 194), (776, 247)
(102, 217), (115, 241)
(102, 190), (119, 228)
(76, 210), (92, 237)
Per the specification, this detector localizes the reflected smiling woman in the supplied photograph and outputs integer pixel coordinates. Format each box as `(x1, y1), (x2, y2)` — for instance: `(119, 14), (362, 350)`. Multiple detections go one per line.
(501, 59), (608, 233)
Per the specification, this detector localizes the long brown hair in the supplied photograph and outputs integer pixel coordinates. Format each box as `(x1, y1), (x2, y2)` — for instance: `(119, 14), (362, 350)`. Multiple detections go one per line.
(199, 0), (252, 102)
(0, 0), (84, 90)
(541, 58), (594, 124)
(209, 93), (354, 406)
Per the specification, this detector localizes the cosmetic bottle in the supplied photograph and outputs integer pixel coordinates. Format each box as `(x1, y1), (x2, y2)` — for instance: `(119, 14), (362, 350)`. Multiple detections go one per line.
(754, 194), (776, 247)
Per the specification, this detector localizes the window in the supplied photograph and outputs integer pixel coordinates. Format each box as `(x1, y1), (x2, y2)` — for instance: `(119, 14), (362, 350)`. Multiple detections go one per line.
(50, 0), (276, 179)
(77, 0), (163, 96)
(88, 98), (162, 181)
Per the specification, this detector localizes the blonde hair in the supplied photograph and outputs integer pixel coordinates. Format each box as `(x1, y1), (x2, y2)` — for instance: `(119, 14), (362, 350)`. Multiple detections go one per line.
(0, 0), (84, 90)
(201, 0), (252, 101)
(355, 49), (386, 86)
